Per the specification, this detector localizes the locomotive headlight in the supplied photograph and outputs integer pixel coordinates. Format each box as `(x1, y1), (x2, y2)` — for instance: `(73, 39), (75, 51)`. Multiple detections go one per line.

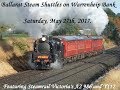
(42, 37), (46, 41)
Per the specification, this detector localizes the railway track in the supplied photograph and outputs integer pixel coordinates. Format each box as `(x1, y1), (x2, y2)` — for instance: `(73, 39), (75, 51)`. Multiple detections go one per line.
(0, 53), (112, 83)
(0, 47), (120, 90)
(31, 54), (117, 85)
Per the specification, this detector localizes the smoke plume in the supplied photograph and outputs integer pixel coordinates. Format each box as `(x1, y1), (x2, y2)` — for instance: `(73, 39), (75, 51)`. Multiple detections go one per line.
(0, 0), (109, 38)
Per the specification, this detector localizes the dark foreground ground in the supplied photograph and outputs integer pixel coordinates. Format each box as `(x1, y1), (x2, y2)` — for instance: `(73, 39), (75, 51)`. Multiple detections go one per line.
(0, 47), (120, 90)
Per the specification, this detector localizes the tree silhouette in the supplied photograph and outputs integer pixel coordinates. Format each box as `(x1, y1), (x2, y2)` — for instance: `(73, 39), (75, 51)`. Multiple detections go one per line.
(0, 24), (10, 40)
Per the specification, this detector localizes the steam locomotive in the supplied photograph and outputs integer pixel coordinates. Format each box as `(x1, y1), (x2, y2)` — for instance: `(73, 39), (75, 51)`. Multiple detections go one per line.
(31, 35), (104, 69)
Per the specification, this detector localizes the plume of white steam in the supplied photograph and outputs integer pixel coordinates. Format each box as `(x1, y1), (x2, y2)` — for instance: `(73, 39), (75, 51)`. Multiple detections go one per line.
(0, 0), (108, 38)
(68, 0), (109, 35)
(50, 60), (63, 69)
(20, 0), (70, 38)
(50, 54), (63, 69)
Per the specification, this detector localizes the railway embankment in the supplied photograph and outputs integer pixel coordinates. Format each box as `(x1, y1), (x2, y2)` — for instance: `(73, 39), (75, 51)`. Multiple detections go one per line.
(92, 65), (120, 90)
(0, 37), (33, 77)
